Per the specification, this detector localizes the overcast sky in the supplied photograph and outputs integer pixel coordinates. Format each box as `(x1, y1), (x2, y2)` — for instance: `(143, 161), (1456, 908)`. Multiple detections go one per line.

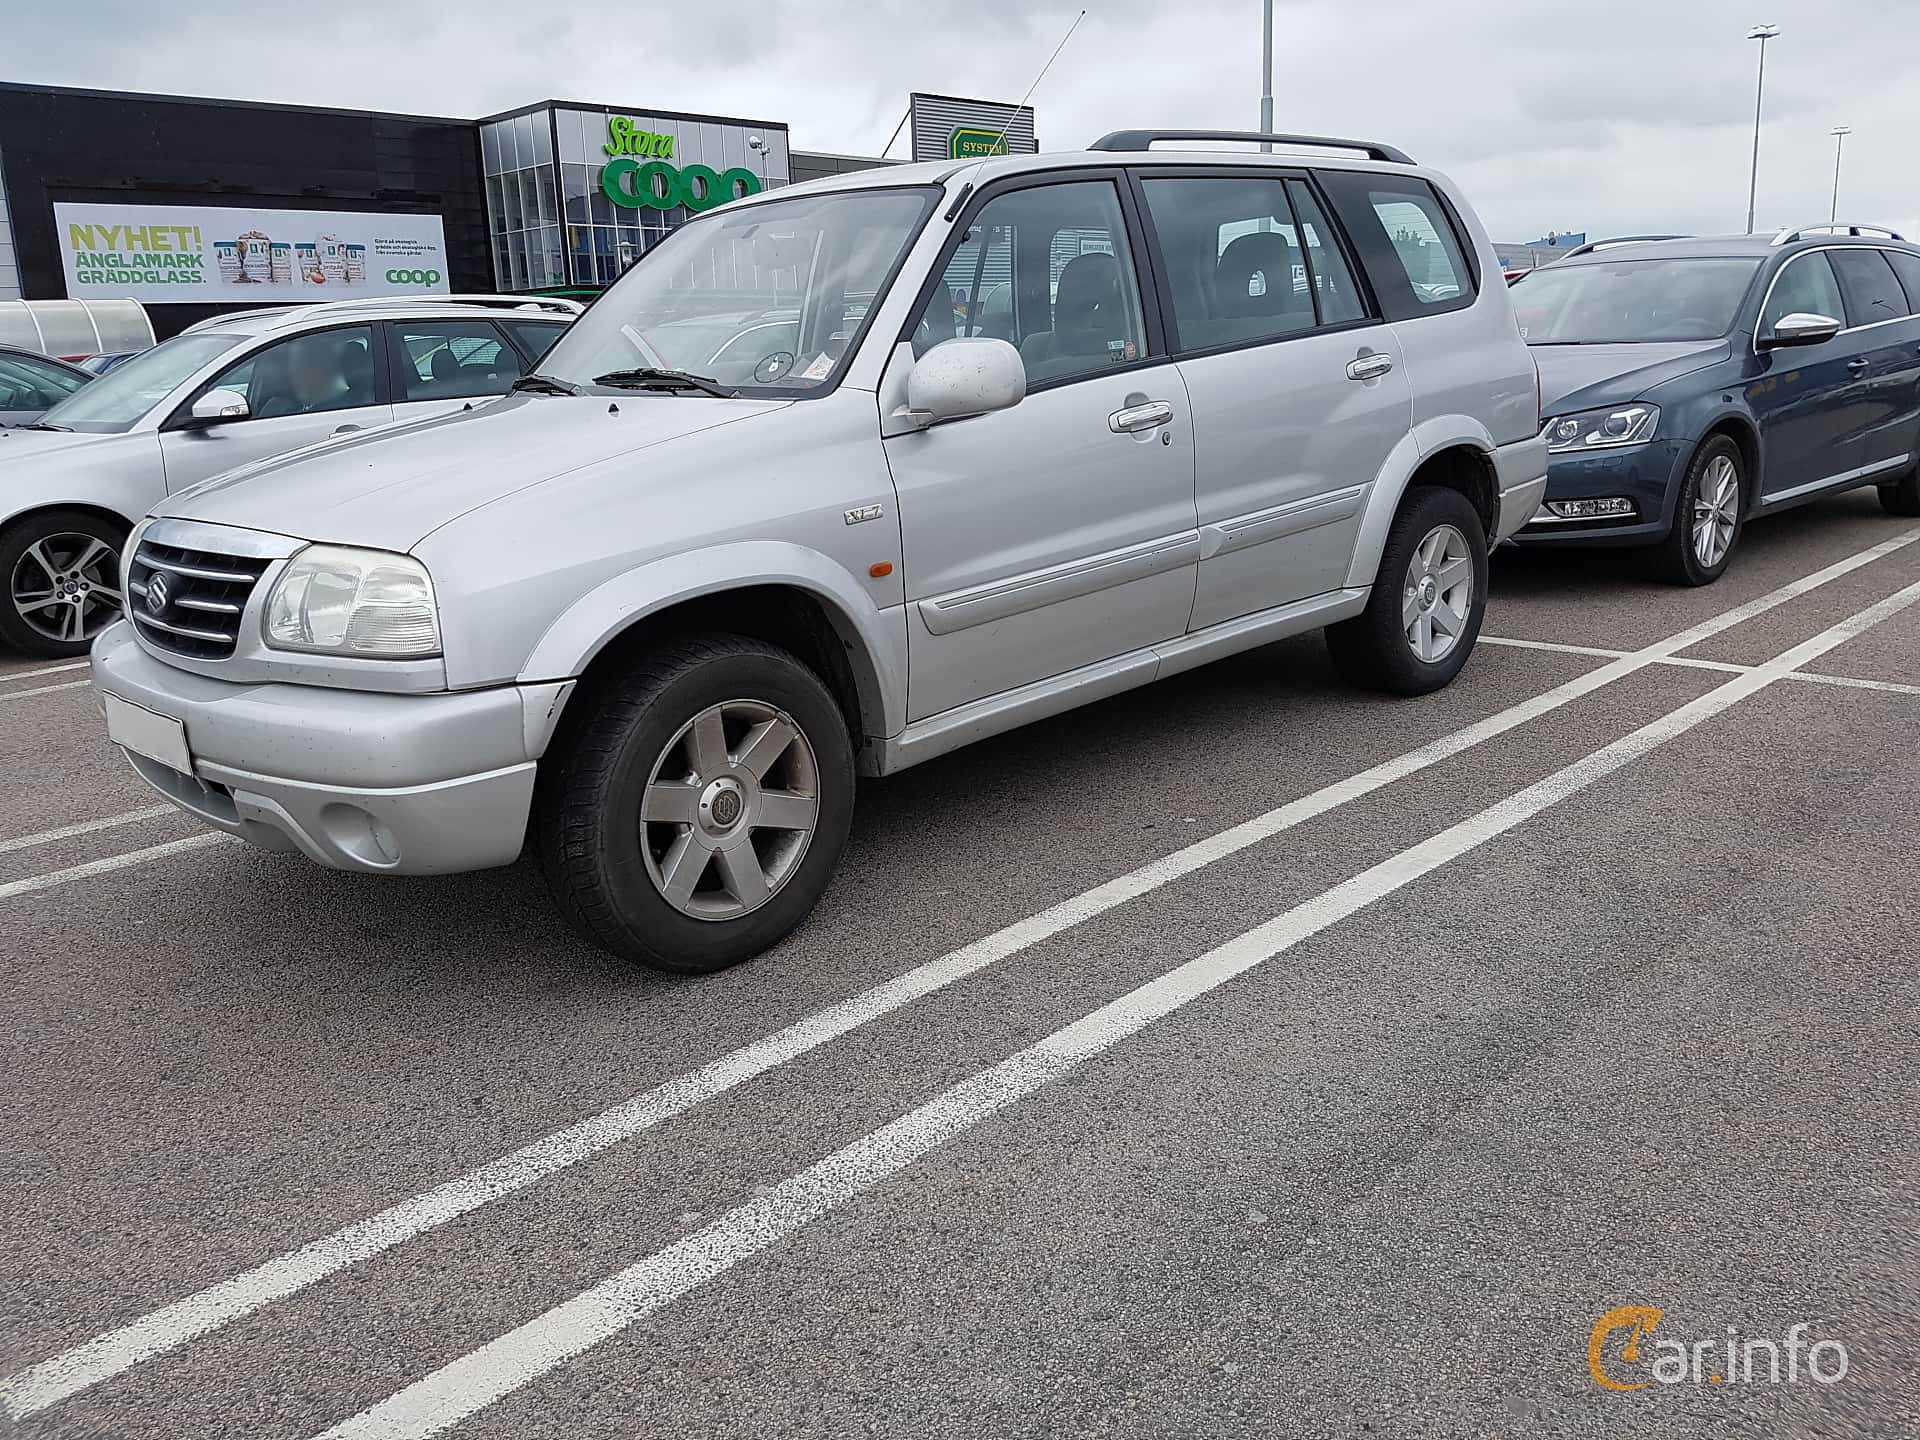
(6, 0), (1915, 243)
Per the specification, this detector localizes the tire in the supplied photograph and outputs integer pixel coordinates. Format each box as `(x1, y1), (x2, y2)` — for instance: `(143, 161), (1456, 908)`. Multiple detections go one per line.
(1878, 456), (1920, 516)
(0, 508), (129, 658)
(532, 634), (855, 974)
(1326, 485), (1488, 696)
(1655, 436), (1744, 586)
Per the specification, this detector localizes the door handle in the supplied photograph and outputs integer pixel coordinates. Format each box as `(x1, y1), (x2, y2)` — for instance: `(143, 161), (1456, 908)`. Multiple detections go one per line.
(1346, 353), (1395, 381)
(1109, 401), (1174, 433)
(1845, 358), (1871, 372)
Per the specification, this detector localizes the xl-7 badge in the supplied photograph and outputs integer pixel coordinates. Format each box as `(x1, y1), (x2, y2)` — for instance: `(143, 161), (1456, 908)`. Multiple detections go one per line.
(844, 504), (885, 525)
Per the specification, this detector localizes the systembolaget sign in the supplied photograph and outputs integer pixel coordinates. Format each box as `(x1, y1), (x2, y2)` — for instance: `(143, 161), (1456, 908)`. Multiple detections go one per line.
(599, 115), (762, 213)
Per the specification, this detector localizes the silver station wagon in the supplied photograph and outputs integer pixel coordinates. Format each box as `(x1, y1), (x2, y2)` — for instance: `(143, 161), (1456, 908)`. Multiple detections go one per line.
(90, 130), (1548, 973)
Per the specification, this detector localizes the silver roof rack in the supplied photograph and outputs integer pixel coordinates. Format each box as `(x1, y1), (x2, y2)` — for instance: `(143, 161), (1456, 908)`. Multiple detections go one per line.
(1770, 222), (1908, 245)
(1087, 130), (1413, 165)
(181, 294), (584, 334)
(1553, 235), (1688, 260)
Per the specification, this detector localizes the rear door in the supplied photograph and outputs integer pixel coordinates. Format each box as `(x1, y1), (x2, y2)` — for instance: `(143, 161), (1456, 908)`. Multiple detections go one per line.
(157, 324), (393, 491)
(1824, 248), (1920, 484)
(1134, 168), (1409, 627)
(383, 318), (532, 421)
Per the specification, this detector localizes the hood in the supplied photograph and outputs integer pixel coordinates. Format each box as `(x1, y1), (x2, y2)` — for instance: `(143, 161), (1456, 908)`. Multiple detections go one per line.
(0, 426), (128, 460)
(154, 393), (792, 552)
(1531, 339), (1731, 416)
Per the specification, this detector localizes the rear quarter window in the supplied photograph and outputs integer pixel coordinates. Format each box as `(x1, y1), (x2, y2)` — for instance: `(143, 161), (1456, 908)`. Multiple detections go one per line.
(1316, 171), (1480, 322)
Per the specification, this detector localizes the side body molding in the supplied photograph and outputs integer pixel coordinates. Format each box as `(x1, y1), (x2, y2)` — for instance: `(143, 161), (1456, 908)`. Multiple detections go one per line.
(1343, 414), (1498, 590)
(517, 539), (909, 748)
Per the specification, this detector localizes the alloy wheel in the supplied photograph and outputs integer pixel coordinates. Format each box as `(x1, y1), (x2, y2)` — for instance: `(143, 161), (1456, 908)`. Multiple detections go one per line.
(11, 532), (123, 646)
(640, 698), (821, 921)
(1401, 523), (1475, 664)
(1692, 455), (1739, 570)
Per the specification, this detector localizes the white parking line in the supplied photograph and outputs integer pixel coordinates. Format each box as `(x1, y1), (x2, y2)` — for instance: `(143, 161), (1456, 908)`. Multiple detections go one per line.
(0, 806), (176, 856)
(0, 834), (228, 904)
(0, 680), (90, 703)
(0, 659), (90, 684)
(1483, 635), (1920, 696)
(322, 574), (1920, 1440)
(4, 524), (1915, 1423)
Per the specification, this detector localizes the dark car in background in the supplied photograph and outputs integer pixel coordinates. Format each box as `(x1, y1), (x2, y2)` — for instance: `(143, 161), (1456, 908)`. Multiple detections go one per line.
(1509, 224), (1920, 584)
(0, 345), (91, 427)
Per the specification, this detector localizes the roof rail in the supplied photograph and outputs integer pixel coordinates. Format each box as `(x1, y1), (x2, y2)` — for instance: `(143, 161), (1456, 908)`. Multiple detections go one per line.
(1552, 235), (1688, 261)
(180, 294), (585, 335)
(1087, 130), (1413, 164)
(1770, 222), (1908, 246)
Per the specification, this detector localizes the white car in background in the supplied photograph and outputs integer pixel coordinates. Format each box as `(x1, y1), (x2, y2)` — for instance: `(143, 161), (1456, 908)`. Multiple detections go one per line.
(0, 296), (579, 657)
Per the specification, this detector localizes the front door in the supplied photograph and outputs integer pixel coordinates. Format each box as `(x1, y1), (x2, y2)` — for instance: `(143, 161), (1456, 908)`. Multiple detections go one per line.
(883, 175), (1198, 723)
(1135, 170), (1412, 628)
(1748, 251), (1860, 500)
(158, 323), (392, 491)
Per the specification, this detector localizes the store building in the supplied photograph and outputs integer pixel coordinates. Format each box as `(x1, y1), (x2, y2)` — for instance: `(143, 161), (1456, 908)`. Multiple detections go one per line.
(0, 81), (998, 340)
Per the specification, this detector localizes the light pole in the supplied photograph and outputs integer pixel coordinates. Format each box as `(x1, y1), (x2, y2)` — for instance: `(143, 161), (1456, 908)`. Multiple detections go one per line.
(1828, 125), (1852, 222)
(1745, 23), (1780, 234)
(1260, 0), (1274, 151)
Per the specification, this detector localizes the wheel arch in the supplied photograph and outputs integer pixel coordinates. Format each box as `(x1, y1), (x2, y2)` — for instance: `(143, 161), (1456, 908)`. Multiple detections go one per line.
(1344, 418), (1498, 590)
(0, 499), (136, 543)
(1691, 413), (1763, 512)
(518, 541), (906, 759)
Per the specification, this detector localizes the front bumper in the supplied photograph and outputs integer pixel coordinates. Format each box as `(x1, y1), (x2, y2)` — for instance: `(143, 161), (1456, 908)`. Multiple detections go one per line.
(90, 622), (537, 875)
(1510, 438), (1689, 547)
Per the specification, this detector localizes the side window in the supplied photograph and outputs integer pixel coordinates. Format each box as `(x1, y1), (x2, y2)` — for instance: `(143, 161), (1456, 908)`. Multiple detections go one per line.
(501, 319), (567, 364)
(1140, 175), (1368, 352)
(1829, 249), (1912, 328)
(391, 321), (527, 402)
(1286, 181), (1366, 325)
(0, 356), (86, 410)
(1318, 172), (1477, 320)
(1885, 249), (1920, 314)
(910, 180), (1149, 386)
(1760, 252), (1845, 332)
(207, 326), (377, 421)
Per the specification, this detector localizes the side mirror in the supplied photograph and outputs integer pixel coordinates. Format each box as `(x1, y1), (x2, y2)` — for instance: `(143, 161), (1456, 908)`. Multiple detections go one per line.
(187, 388), (249, 426)
(1760, 312), (1842, 350)
(904, 338), (1026, 429)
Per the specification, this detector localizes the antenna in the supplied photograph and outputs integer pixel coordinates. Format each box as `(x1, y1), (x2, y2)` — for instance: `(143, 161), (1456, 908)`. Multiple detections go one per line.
(987, 7), (1086, 157)
(878, 107), (911, 160)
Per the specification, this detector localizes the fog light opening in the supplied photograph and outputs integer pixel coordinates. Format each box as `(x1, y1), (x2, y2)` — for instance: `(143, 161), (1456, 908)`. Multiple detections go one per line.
(1547, 497), (1638, 520)
(318, 803), (402, 868)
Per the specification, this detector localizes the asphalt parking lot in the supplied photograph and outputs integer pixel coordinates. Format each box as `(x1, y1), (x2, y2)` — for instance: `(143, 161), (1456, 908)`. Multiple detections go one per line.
(2, 490), (1917, 1439)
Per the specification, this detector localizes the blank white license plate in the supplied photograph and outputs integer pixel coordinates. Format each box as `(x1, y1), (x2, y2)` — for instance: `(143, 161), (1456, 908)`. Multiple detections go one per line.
(102, 692), (192, 774)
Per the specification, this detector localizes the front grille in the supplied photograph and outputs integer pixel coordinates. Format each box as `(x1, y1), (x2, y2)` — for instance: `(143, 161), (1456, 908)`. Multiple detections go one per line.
(126, 539), (272, 659)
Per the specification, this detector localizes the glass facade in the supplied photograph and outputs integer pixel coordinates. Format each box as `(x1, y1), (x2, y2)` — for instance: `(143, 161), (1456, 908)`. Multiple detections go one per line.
(478, 104), (791, 292)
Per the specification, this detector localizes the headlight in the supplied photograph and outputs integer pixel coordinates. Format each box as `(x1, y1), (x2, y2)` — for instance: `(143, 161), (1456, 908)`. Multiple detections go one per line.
(1543, 404), (1660, 454)
(263, 545), (440, 658)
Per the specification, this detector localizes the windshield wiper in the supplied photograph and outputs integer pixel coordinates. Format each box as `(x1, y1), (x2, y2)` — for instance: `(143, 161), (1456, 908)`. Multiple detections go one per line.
(509, 374), (581, 396)
(592, 368), (737, 398)
(18, 421), (72, 431)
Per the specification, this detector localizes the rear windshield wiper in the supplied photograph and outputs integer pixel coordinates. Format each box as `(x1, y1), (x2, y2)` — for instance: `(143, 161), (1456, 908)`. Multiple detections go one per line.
(509, 374), (581, 396)
(592, 368), (737, 398)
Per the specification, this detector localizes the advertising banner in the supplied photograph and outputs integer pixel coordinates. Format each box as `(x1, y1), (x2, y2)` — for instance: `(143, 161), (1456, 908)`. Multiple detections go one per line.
(53, 203), (451, 303)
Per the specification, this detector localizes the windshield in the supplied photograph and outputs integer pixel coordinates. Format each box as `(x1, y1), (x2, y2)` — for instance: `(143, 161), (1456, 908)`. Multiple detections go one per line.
(1511, 257), (1763, 343)
(539, 186), (939, 396)
(40, 332), (250, 433)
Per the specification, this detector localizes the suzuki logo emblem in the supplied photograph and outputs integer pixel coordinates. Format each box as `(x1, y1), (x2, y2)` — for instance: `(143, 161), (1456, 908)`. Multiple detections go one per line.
(144, 572), (172, 616)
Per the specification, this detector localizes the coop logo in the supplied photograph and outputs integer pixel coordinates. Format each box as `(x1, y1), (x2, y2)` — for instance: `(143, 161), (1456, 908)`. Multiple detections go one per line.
(1587, 1305), (1850, 1391)
(385, 268), (442, 286)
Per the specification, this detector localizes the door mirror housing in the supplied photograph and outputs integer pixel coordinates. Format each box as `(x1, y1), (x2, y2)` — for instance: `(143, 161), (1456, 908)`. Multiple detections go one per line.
(187, 388), (250, 426)
(1760, 312), (1842, 350)
(903, 338), (1026, 429)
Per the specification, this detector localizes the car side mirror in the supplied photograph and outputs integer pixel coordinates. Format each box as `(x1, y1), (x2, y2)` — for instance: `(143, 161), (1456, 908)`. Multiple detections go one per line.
(1760, 312), (1842, 350)
(187, 388), (250, 426)
(903, 338), (1026, 429)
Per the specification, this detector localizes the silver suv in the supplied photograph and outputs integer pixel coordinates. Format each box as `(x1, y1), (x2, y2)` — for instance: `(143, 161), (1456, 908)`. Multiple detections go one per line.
(90, 132), (1547, 972)
(1, 296), (578, 656)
